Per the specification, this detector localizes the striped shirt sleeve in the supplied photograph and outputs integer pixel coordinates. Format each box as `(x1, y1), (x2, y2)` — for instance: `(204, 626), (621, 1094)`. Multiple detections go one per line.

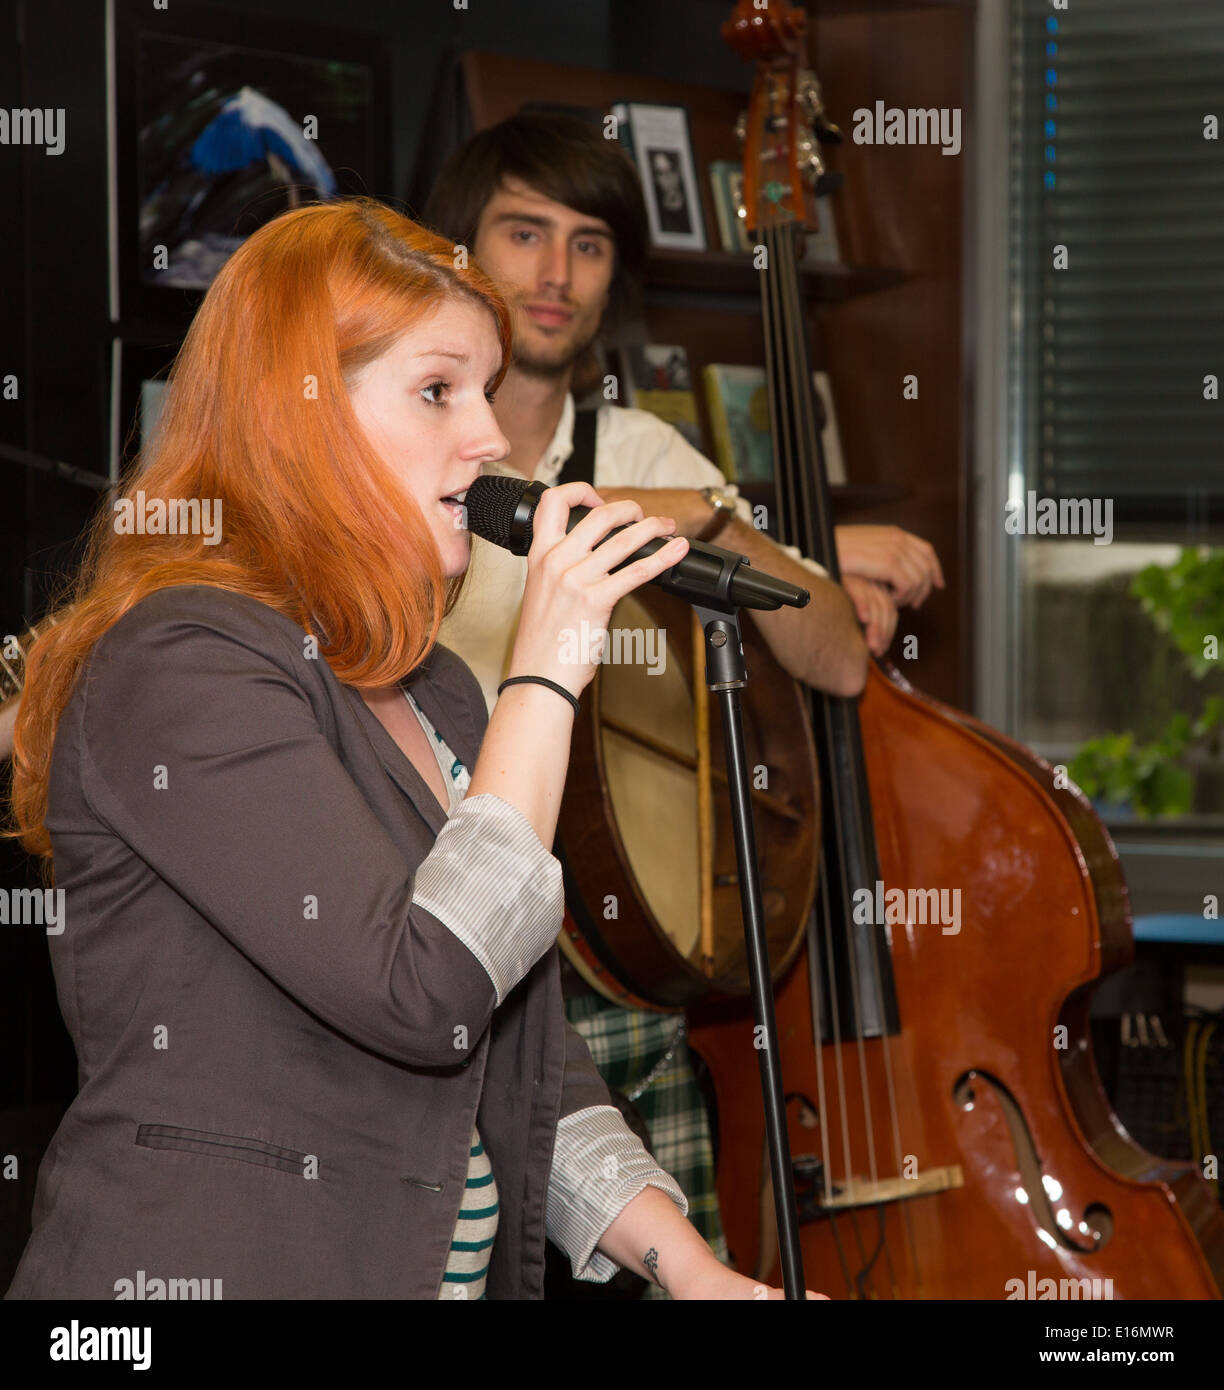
(545, 1105), (689, 1284)
(410, 793), (563, 1005)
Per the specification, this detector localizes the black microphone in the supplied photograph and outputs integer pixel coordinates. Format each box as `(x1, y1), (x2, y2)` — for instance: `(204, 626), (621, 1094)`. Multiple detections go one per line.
(463, 475), (810, 612)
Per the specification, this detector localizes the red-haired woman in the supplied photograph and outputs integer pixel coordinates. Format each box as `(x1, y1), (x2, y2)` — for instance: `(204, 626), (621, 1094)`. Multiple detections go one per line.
(5, 200), (812, 1301)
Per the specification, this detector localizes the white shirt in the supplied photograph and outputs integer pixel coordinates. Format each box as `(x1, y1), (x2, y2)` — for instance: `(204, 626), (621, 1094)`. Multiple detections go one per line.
(440, 395), (826, 712)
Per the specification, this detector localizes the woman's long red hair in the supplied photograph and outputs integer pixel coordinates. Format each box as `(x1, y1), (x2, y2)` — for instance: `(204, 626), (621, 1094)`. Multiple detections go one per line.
(10, 198), (511, 857)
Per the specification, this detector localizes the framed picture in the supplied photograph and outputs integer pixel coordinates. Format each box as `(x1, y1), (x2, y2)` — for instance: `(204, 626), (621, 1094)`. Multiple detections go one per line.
(613, 102), (707, 253)
(109, 0), (391, 329)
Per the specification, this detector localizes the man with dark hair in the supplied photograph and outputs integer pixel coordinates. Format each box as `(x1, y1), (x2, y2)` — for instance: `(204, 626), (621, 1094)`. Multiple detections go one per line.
(424, 112), (941, 694)
(423, 111), (944, 1296)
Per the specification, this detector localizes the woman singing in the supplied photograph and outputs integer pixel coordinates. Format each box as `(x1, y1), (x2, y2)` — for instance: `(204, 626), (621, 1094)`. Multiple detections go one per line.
(6, 199), (809, 1300)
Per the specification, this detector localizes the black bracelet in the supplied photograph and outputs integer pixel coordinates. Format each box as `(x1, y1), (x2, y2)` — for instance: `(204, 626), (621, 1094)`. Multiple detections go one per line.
(497, 675), (581, 716)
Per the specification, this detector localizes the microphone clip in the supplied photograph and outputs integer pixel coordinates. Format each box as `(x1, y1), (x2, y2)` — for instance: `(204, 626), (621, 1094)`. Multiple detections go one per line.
(658, 542), (771, 613)
(508, 480), (549, 555)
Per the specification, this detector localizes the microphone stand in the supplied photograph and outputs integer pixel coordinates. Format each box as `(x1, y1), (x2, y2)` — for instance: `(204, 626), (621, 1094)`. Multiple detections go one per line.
(689, 580), (808, 1302)
(472, 476), (809, 1296)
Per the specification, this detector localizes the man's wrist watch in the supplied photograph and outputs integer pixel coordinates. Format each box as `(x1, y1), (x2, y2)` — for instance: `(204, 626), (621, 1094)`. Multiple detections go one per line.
(697, 486), (737, 543)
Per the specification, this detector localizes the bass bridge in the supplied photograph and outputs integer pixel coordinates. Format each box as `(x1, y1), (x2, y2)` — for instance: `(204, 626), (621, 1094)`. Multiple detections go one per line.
(792, 1154), (964, 1220)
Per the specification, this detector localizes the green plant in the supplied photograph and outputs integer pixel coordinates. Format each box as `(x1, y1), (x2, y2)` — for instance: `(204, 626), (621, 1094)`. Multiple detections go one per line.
(1069, 548), (1224, 818)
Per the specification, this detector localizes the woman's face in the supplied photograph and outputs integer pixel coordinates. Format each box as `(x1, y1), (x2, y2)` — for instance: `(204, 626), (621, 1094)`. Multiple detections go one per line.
(348, 296), (509, 578)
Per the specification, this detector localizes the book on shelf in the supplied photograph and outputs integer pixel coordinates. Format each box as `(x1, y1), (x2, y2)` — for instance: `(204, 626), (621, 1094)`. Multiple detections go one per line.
(702, 364), (846, 487)
(804, 196), (841, 264)
(620, 343), (703, 452)
(812, 370), (846, 484)
(709, 160), (752, 254)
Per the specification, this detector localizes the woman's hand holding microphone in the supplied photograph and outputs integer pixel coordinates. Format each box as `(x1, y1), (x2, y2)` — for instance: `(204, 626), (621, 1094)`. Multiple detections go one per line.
(464, 485), (687, 847)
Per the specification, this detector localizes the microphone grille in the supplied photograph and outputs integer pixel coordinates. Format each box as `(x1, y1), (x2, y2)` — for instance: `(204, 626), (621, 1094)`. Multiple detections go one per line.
(464, 474), (533, 552)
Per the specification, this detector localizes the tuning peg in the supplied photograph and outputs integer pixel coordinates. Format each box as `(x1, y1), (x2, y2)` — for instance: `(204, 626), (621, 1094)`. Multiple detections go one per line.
(797, 128), (844, 200)
(734, 110), (747, 144)
(798, 72), (843, 145)
(796, 72), (821, 124)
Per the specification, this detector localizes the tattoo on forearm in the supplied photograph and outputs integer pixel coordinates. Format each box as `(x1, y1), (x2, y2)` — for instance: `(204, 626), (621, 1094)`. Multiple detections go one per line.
(643, 1247), (659, 1284)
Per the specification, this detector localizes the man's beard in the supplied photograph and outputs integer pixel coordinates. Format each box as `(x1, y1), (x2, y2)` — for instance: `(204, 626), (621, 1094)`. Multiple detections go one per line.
(512, 343), (575, 380)
(512, 315), (599, 381)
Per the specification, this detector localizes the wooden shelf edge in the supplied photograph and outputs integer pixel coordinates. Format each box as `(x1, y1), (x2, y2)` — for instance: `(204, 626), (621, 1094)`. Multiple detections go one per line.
(645, 249), (909, 303)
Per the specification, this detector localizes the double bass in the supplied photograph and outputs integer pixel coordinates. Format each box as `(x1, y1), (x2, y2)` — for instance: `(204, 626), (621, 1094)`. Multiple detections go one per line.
(686, 0), (1224, 1298)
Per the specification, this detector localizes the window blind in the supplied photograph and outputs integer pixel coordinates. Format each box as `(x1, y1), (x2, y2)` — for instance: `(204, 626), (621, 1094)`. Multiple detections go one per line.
(1010, 0), (1224, 523)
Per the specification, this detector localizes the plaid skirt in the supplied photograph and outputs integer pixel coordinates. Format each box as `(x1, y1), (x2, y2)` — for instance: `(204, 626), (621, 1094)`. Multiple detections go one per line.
(565, 990), (730, 1300)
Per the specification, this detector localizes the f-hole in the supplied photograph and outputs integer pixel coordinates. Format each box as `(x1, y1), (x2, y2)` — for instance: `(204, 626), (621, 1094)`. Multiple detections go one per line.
(954, 1069), (1114, 1254)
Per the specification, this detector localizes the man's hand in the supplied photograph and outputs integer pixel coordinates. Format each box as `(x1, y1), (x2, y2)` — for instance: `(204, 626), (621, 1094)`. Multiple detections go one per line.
(842, 576), (898, 657)
(835, 525), (944, 609)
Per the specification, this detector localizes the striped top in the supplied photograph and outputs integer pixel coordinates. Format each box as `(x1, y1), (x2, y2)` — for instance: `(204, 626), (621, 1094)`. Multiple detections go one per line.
(439, 1132), (498, 1300)
(404, 689), (497, 1301)
(402, 685), (690, 1291)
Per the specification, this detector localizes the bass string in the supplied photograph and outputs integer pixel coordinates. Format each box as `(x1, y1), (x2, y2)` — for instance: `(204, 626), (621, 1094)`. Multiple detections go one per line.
(764, 231), (871, 1288)
(762, 225), (857, 1280)
(775, 230), (888, 1288)
(790, 237), (921, 1296)
(759, 223), (853, 1280)
(779, 236), (918, 1297)
(777, 234), (904, 1294)
(761, 223), (867, 1280)
(766, 223), (919, 1296)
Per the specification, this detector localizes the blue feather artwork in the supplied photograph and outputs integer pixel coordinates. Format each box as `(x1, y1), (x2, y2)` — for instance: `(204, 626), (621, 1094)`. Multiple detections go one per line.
(189, 87), (336, 199)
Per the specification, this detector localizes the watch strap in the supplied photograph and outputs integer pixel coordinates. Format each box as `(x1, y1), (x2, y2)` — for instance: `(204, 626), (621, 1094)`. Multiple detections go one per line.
(696, 488), (735, 543)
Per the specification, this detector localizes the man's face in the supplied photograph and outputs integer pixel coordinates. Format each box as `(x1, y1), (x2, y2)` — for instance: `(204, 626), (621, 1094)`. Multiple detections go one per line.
(472, 177), (615, 379)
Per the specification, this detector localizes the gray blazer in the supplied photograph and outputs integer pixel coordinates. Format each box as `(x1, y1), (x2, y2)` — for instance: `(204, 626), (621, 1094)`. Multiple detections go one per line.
(6, 585), (682, 1300)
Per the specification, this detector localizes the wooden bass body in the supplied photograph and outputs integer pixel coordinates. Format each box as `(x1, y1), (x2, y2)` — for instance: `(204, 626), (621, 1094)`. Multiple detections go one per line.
(690, 660), (1224, 1298)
